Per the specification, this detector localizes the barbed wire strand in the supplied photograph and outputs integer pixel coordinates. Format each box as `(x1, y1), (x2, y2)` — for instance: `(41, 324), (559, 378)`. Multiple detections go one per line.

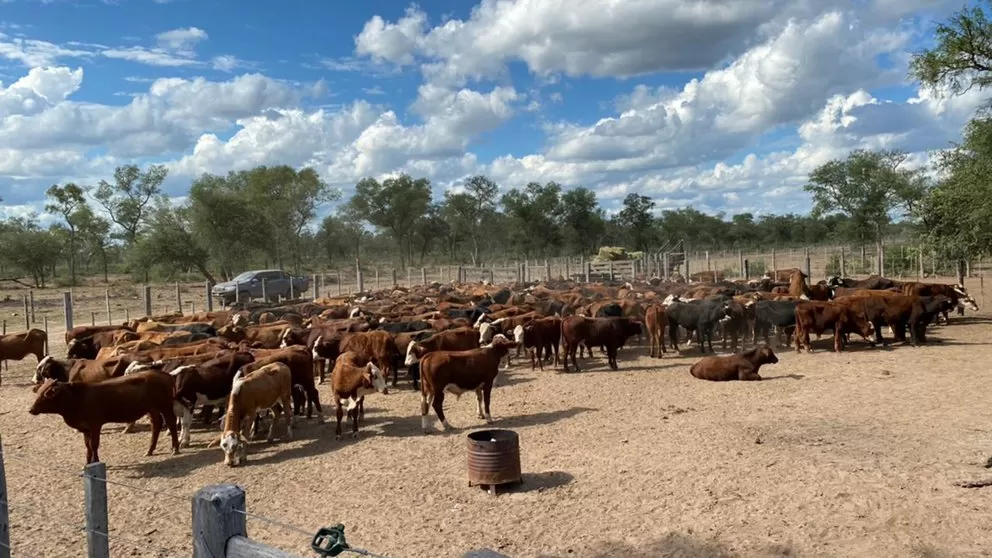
(83, 525), (180, 558)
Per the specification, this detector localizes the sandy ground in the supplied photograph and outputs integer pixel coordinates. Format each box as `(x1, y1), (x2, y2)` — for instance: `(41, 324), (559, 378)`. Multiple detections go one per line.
(1, 279), (992, 557)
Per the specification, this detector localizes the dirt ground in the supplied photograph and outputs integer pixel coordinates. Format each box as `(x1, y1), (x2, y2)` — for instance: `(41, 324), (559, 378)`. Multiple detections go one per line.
(1, 278), (992, 558)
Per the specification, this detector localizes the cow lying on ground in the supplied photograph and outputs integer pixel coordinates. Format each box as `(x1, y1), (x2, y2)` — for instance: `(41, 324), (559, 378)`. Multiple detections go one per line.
(330, 351), (389, 439)
(211, 362), (294, 467)
(28, 371), (180, 464)
(419, 334), (517, 433)
(690, 344), (779, 381)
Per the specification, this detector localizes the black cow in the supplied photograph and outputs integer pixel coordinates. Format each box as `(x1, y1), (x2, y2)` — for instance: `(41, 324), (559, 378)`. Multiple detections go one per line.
(443, 306), (490, 323)
(665, 298), (733, 353)
(377, 320), (433, 334)
(751, 300), (801, 347)
(914, 295), (957, 342)
(491, 288), (512, 305)
(594, 303), (623, 317)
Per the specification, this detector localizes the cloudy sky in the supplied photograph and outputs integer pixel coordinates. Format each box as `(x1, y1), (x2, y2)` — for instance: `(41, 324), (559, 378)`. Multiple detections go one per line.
(0, 0), (986, 222)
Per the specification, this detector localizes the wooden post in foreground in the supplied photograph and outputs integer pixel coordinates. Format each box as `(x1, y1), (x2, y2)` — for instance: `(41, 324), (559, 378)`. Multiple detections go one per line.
(83, 462), (110, 558)
(0, 435), (10, 558)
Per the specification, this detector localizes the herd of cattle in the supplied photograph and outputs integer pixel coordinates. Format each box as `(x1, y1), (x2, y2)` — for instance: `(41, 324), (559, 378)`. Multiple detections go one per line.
(0, 268), (980, 467)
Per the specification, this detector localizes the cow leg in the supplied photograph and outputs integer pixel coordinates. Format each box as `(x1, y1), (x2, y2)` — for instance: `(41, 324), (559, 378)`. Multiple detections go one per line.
(475, 387), (485, 419)
(147, 411), (163, 456)
(83, 433), (94, 465)
(122, 421), (137, 434)
(607, 346), (619, 370)
(482, 382), (493, 423)
(283, 395), (294, 440)
(530, 348), (538, 371)
(357, 398), (365, 425)
(350, 405), (360, 438)
(553, 342), (560, 367)
(179, 405), (193, 448)
(432, 392), (450, 431)
(307, 385), (323, 422)
(420, 392), (433, 433)
(569, 343), (581, 372)
(162, 406), (180, 455)
(89, 428), (102, 464)
(335, 401), (345, 439)
(266, 406), (278, 442)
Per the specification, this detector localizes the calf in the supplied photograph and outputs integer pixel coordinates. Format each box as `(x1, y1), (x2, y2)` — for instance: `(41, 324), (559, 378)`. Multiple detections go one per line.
(330, 352), (389, 439)
(0, 329), (47, 384)
(419, 335), (517, 433)
(28, 372), (180, 464)
(213, 362), (294, 467)
(216, 323), (292, 348)
(560, 316), (643, 372)
(643, 304), (666, 358)
(243, 346), (322, 420)
(690, 344), (779, 382)
(340, 330), (402, 387)
(520, 316), (561, 371)
(169, 351), (255, 447)
(64, 324), (129, 345)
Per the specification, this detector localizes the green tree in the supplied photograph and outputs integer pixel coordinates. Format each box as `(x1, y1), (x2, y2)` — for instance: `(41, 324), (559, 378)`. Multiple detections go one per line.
(130, 202), (214, 282)
(919, 117), (992, 257)
(347, 174), (432, 269)
(74, 204), (112, 281)
(558, 187), (605, 255)
(44, 182), (88, 284)
(501, 182), (563, 257)
(93, 164), (168, 244)
(909, 1), (992, 97)
(804, 149), (926, 254)
(614, 193), (657, 251)
(442, 175), (499, 264)
(0, 217), (62, 287)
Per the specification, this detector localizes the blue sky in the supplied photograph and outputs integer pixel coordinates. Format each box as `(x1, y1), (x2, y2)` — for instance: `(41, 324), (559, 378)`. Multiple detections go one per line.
(0, 0), (985, 223)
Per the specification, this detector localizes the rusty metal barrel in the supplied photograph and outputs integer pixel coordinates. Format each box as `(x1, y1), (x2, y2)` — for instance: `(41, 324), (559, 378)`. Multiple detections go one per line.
(467, 429), (521, 492)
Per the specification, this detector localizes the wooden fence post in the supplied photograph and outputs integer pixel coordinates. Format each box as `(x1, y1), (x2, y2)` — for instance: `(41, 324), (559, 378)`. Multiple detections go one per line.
(804, 247), (812, 280)
(143, 286), (152, 317)
(192, 484), (247, 558)
(90, 312), (95, 326)
(421, 267), (427, 285)
(662, 252), (669, 281)
(260, 279), (268, 302)
(738, 251), (744, 280)
(743, 258), (750, 281)
(83, 462), (110, 558)
(104, 288), (111, 325)
(458, 265), (464, 284)
(206, 281), (214, 312)
(28, 290), (35, 324)
(608, 261), (615, 281)
(840, 247), (846, 278)
(0, 435), (10, 558)
(43, 316), (49, 355)
(705, 250), (711, 272)
(337, 272), (342, 296)
(63, 291), (74, 332)
(175, 282), (182, 312)
(391, 269), (398, 288)
(356, 269), (364, 293)
(312, 275), (319, 301)
(564, 258), (570, 281)
(375, 269), (380, 291)
(289, 276), (296, 300)
(918, 245), (924, 279)
(545, 259), (551, 281)
(22, 295), (28, 331)
(771, 248), (777, 278)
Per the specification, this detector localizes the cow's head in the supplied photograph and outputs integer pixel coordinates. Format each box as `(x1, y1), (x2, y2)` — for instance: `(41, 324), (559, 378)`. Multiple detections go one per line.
(29, 378), (70, 414)
(216, 325), (246, 342)
(33, 356), (67, 384)
(230, 313), (249, 327)
(753, 344), (779, 366)
(952, 284), (980, 311)
(848, 308), (878, 345)
(487, 333), (518, 351)
(473, 312), (492, 329)
(218, 431), (248, 467)
(622, 319), (643, 337)
(661, 294), (681, 307)
(404, 341), (422, 367)
(363, 362), (388, 395)
(478, 322), (495, 344)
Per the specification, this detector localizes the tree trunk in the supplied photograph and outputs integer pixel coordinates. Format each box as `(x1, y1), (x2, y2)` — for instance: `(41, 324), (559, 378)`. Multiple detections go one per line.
(192, 259), (217, 284)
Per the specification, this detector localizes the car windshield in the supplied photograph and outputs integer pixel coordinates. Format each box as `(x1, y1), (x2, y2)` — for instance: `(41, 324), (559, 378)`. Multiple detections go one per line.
(231, 272), (255, 282)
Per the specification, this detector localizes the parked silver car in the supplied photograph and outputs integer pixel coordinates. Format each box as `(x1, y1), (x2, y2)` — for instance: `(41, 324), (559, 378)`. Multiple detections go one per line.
(211, 269), (309, 304)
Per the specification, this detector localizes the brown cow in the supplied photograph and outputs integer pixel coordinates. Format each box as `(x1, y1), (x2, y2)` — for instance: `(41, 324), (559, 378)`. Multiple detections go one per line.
(794, 301), (877, 353)
(419, 335), (518, 433)
(212, 362), (294, 467)
(244, 346), (322, 420)
(64, 324), (129, 345)
(690, 345), (779, 381)
(330, 351), (389, 439)
(29, 371), (180, 464)
(0, 329), (47, 384)
(340, 330), (402, 386)
(216, 323), (292, 348)
(520, 316), (561, 371)
(404, 327), (480, 367)
(643, 304), (667, 358)
(560, 316), (643, 372)
(34, 355), (135, 385)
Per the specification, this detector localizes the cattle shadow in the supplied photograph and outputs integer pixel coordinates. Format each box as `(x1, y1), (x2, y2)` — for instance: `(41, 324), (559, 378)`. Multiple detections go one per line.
(119, 418), (333, 476)
(537, 532), (753, 558)
(945, 316), (992, 325)
(375, 406), (597, 438)
(495, 470), (574, 494)
(496, 406), (595, 429)
(762, 374), (805, 381)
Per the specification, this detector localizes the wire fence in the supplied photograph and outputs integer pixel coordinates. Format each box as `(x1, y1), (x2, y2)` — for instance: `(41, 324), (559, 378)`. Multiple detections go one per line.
(0, 435), (403, 558)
